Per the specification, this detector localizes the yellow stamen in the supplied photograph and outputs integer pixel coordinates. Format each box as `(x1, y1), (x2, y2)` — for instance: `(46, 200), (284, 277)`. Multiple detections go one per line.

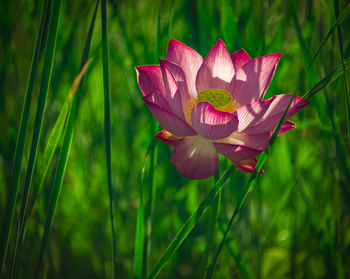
(183, 89), (240, 125)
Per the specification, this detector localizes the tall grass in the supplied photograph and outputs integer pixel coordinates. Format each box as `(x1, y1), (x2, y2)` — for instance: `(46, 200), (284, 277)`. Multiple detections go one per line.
(0, 0), (350, 278)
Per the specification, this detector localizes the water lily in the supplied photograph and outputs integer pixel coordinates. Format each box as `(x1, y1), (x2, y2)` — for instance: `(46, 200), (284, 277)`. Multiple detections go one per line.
(136, 39), (309, 179)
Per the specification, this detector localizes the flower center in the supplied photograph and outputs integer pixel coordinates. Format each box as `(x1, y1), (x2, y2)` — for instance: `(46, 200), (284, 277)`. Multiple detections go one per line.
(197, 89), (232, 108)
(183, 89), (240, 125)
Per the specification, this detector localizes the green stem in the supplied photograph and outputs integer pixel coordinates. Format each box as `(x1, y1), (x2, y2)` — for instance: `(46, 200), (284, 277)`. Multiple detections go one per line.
(101, 0), (117, 277)
(200, 175), (221, 278)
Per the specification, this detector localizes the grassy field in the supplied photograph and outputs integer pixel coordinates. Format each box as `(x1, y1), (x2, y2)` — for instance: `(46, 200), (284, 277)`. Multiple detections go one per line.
(1, 0), (350, 278)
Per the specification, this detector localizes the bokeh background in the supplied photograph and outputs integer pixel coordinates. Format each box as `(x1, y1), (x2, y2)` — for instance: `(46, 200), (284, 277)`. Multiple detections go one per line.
(1, 0), (350, 278)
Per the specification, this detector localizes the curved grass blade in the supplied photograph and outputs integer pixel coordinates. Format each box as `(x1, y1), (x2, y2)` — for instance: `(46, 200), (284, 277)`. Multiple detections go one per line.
(303, 57), (350, 99)
(334, 0), (350, 139)
(217, 222), (252, 279)
(34, 0), (98, 275)
(0, 0), (51, 274)
(34, 58), (93, 279)
(143, 1), (161, 277)
(26, 94), (70, 219)
(206, 97), (294, 279)
(307, 3), (350, 73)
(133, 141), (154, 279)
(10, 0), (61, 273)
(293, 2), (350, 93)
(147, 167), (235, 279)
(19, 54), (91, 248)
(200, 173), (221, 278)
(101, 0), (117, 277)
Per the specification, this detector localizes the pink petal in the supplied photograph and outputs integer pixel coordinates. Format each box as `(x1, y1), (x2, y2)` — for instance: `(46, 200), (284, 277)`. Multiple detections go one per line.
(277, 120), (295, 136)
(214, 143), (261, 162)
(191, 102), (238, 140)
(160, 60), (185, 119)
(244, 94), (310, 134)
(235, 96), (276, 131)
(162, 60), (192, 104)
(136, 65), (166, 98)
(144, 98), (196, 137)
(155, 130), (182, 146)
(171, 136), (219, 179)
(232, 53), (281, 105)
(214, 132), (270, 150)
(166, 39), (203, 99)
(231, 49), (251, 71)
(196, 39), (235, 93)
(144, 91), (171, 111)
(233, 158), (264, 174)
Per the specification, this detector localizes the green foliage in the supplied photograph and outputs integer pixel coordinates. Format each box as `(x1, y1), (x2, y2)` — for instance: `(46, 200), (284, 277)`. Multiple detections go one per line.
(0, 0), (350, 278)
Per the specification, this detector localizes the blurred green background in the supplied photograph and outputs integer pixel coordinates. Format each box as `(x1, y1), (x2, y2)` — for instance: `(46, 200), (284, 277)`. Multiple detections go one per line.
(1, 0), (350, 278)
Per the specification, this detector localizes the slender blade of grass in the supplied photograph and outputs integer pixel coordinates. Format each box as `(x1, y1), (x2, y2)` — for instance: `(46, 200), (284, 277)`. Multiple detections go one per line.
(20, 53), (91, 248)
(147, 167), (235, 279)
(200, 173), (221, 278)
(303, 57), (350, 99)
(305, 2), (350, 76)
(26, 93), (70, 219)
(334, 0), (350, 139)
(143, 1), (161, 277)
(34, 0), (98, 275)
(0, 0), (51, 274)
(10, 0), (61, 274)
(133, 141), (154, 279)
(206, 97), (295, 279)
(101, 0), (117, 277)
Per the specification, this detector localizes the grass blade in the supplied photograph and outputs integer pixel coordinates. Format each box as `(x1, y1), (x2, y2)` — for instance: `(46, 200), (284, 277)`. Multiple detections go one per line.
(20, 53), (91, 250)
(101, 0), (117, 277)
(206, 97), (295, 278)
(334, 0), (350, 139)
(0, 0), (51, 274)
(303, 57), (350, 99)
(34, 0), (98, 275)
(305, 2), (350, 75)
(143, 1), (161, 277)
(133, 142), (154, 279)
(147, 167), (235, 279)
(200, 173), (221, 278)
(11, 0), (61, 273)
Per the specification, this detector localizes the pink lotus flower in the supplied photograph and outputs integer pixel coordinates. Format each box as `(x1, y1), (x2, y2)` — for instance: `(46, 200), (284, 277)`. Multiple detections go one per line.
(136, 39), (309, 179)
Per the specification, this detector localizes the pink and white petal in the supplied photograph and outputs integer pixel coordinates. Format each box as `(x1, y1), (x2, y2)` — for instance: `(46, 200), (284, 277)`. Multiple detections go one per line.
(196, 39), (235, 93)
(159, 60), (185, 119)
(277, 120), (295, 136)
(136, 65), (166, 98)
(144, 99), (196, 137)
(232, 158), (264, 174)
(171, 136), (219, 179)
(236, 96), (276, 132)
(214, 143), (262, 162)
(232, 53), (281, 105)
(163, 60), (192, 104)
(144, 91), (171, 111)
(231, 49), (251, 71)
(214, 131), (270, 150)
(166, 39), (203, 99)
(244, 94), (310, 134)
(191, 102), (238, 140)
(155, 130), (182, 146)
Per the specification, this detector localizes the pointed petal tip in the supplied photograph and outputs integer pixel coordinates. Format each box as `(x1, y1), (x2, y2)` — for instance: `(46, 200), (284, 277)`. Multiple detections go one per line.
(155, 130), (182, 146)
